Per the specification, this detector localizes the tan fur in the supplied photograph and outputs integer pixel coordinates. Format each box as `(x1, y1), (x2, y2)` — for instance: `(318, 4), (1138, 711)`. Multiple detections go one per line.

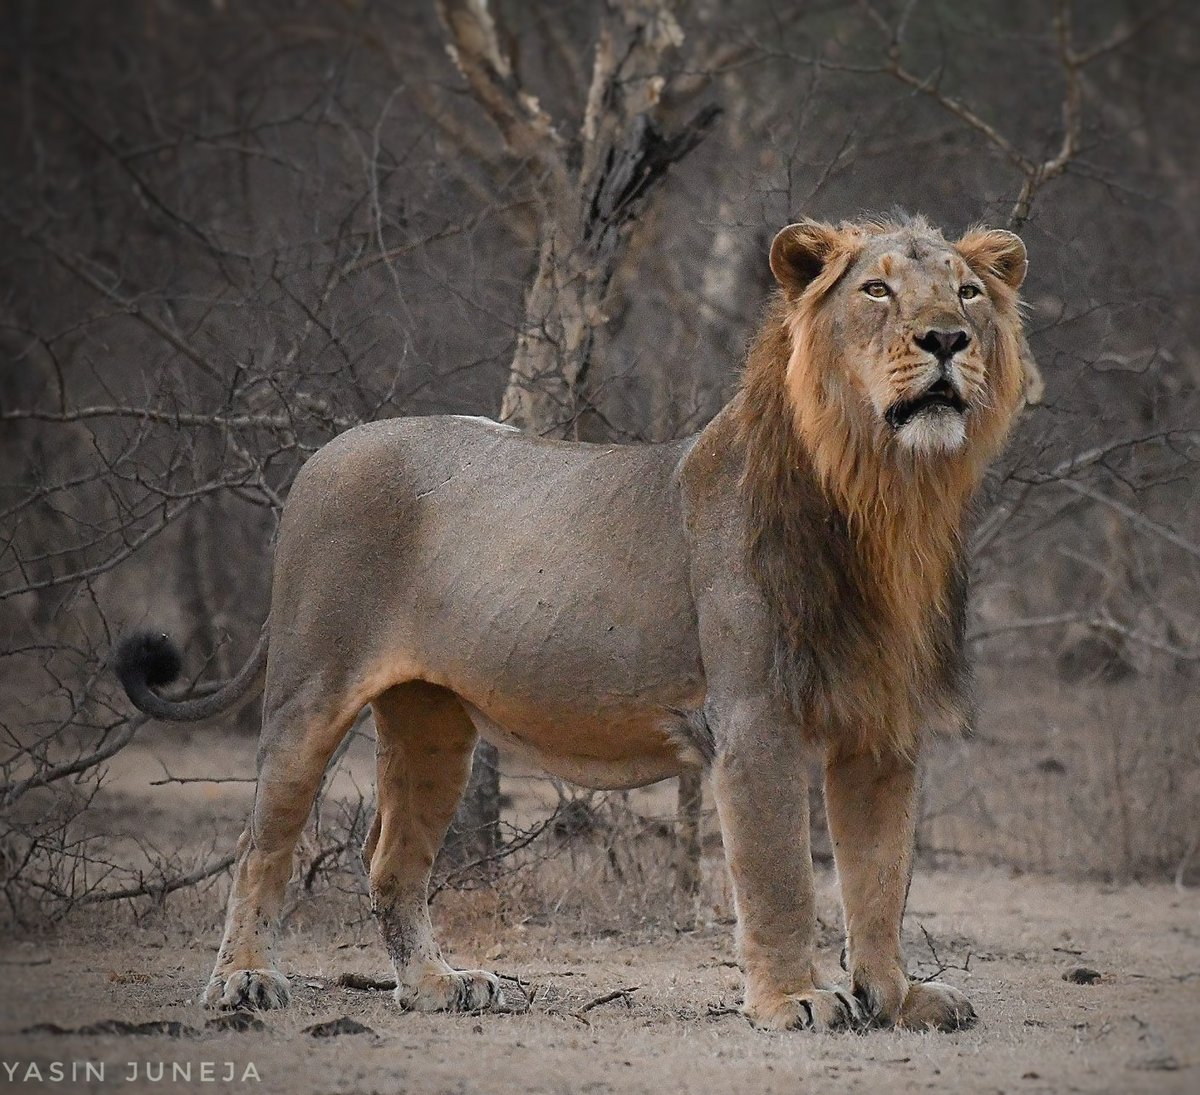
(121, 213), (1030, 1035)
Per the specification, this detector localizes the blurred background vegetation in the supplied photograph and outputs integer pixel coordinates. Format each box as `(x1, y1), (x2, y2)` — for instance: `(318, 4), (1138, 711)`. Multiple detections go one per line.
(1, 0), (1197, 925)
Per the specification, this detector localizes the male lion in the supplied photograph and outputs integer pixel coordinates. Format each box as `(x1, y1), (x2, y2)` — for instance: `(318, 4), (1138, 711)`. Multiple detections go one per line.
(117, 213), (1031, 1032)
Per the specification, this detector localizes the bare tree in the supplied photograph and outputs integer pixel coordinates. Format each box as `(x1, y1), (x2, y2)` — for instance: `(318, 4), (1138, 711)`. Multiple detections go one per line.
(438, 0), (719, 437)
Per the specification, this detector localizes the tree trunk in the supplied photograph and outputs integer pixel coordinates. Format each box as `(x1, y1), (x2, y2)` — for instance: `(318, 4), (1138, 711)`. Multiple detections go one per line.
(499, 223), (598, 438)
(444, 738), (501, 875)
(674, 766), (703, 927)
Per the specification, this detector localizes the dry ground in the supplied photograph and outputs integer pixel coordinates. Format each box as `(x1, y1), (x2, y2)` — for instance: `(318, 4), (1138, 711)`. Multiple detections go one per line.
(2, 733), (1197, 1094)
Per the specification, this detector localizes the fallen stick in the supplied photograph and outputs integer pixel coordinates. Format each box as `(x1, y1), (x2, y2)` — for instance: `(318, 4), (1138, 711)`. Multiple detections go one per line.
(336, 972), (397, 991)
(574, 986), (639, 1017)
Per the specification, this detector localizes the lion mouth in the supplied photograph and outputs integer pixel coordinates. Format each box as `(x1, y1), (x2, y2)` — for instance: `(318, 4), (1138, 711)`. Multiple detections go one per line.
(885, 377), (967, 430)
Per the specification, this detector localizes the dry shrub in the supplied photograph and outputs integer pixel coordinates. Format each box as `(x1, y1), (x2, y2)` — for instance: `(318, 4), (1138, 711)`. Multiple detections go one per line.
(920, 662), (1200, 882)
(477, 790), (723, 939)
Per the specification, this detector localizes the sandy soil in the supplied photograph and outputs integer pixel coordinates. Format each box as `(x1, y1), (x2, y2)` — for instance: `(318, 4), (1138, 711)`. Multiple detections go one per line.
(3, 869), (1196, 1094)
(2, 734), (1197, 1094)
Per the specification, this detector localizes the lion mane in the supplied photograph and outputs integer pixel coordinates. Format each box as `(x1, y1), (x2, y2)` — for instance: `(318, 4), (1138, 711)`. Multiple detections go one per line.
(732, 215), (1027, 756)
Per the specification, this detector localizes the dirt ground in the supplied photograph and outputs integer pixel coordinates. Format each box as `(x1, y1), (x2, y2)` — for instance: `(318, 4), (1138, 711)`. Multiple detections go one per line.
(2, 734), (1197, 1094)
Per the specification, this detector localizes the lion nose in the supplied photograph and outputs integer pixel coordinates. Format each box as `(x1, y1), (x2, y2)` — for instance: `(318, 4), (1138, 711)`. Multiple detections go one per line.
(915, 328), (970, 362)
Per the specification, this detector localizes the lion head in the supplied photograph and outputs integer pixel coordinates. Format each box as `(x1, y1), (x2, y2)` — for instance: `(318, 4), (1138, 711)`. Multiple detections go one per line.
(768, 214), (1028, 499)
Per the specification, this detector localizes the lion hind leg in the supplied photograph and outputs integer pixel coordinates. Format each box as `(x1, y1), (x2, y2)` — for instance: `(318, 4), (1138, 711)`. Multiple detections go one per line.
(368, 682), (503, 1014)
(204, 686), (362, 1011)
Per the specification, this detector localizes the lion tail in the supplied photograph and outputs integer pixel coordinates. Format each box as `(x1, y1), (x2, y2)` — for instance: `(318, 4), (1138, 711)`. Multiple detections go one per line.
(114, 626), (269, 723)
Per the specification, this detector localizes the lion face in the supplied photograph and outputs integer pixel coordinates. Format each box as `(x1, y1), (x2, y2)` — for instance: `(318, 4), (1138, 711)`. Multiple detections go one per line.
(770, 216), (1028, 460)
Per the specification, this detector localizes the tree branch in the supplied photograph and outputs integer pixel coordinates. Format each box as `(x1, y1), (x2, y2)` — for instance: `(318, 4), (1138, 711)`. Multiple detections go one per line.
(436, 0), (566, 179)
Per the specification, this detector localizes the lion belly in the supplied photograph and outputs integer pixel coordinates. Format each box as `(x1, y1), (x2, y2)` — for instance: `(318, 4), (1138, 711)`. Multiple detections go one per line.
(459, 700), (692, 789)
(277, 416), (707, 786)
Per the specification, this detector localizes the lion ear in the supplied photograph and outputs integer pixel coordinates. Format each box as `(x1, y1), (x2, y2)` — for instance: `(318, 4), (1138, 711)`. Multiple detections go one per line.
(769, 220), (845, 297)
(956, 228), (1028, 290)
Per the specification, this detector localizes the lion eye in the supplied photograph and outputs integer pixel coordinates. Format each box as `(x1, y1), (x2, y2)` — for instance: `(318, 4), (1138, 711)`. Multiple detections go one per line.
(959, 284), (982, 301)
(862, 281), (891, 299)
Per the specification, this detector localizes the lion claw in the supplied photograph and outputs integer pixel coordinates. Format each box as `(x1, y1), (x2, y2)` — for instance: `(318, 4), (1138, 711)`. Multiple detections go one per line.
(394, 967), (504, 1014)
(203, 968), (291, 1011)
(745, 986), (865, 1032)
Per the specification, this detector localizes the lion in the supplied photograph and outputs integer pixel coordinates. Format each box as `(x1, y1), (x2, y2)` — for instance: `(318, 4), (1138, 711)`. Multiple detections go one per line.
(117, 212), (1031, 1032)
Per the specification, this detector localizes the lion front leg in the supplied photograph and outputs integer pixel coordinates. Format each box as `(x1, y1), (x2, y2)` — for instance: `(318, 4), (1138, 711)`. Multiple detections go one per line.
(823, 745), (975, 1031)
(711, 722), (861, 1033)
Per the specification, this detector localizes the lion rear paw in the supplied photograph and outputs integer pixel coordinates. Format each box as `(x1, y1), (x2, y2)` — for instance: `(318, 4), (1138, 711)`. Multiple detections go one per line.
(395, 965), (504, 1014)
(203, 968), (291, 1011)
(745, 987), (864, 1032)
(898, 980), (976, 1032)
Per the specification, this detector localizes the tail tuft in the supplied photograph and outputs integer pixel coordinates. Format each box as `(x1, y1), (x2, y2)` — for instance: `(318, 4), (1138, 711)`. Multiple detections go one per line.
(113, 624), (267, 723)
(115, 630), (184, 694)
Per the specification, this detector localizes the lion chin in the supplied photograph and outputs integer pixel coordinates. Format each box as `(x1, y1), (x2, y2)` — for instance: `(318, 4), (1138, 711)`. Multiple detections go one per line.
(117, 211), (1031, 1040)
(895, 405), (969, 455)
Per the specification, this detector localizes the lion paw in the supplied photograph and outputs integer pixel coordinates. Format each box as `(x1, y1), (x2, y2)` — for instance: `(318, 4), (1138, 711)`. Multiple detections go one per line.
(203, 968), (291, 1011)
(395, 966), (504, 1013)
(850, 964), (910, 1028)
(744, 987), (864, 1032)
(898, 980), (976, 1032)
